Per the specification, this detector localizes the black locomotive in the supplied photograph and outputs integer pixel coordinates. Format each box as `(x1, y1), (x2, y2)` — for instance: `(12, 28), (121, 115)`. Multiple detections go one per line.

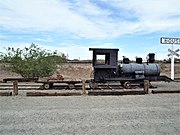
(89, 48), (171, 88)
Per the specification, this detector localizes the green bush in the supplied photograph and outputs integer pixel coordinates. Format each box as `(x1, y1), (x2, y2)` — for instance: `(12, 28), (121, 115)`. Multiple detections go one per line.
(0, 43), (67, 78)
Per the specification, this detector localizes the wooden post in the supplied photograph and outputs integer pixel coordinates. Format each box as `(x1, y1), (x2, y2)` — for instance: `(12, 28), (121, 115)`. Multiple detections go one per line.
(88, 90), (146, 96)
(0, 92), (12, 96)
(152, 89), (180, 94)
(26, 92), (82, 96)
(82, 80), (86, 95)
(144, 80), (149, 94)
(13, 80), (18, 95)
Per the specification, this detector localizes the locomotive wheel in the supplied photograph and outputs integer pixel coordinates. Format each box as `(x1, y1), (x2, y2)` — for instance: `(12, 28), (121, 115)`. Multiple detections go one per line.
(43, 83), (50, 89)
(89, 81), (98, 89)
(123, 81), (131, 89)
(68, 83), (75, 89)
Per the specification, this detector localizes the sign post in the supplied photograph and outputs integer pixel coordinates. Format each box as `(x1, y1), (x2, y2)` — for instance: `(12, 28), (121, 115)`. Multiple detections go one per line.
(171, 44), (174, 80)
(160, 37), (180, 80)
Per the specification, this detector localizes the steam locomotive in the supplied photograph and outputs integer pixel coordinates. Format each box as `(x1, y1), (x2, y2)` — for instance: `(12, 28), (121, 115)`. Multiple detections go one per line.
(89, 48), (171, 88)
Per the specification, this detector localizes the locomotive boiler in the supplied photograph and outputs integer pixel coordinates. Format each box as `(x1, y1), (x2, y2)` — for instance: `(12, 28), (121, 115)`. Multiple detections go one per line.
(89, 48), (171, 88)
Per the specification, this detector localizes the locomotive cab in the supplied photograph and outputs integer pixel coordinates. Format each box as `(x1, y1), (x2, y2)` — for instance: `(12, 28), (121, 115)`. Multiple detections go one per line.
(89, 48), (119, 82)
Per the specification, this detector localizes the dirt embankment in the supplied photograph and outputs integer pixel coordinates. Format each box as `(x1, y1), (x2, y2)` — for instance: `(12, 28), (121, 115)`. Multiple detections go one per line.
(160, 63), (180, 78)
(56, 63), (93, 80)
(0, 62), (179, 81)
(0, 64), (21, 81)
(0, 63), (93, 82)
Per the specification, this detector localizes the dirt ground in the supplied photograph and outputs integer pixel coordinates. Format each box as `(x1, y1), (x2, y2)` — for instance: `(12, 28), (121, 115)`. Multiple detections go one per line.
(0, 94), (180, 135)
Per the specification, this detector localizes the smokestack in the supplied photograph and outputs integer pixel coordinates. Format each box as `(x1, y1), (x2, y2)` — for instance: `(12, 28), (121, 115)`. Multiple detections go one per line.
(148, 53), (155, 63)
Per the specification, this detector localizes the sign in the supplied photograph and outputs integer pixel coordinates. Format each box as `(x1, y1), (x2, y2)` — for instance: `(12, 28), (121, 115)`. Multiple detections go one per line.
(160, 37), (180, 80)
(160, 37), (180, 44)
(168, 49), (180, 57)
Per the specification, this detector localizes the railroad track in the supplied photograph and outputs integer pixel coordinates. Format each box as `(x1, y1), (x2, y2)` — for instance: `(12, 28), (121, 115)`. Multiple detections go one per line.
(0, 82), (87, 91)
(174, 78), (180, 82)
(95, 84), (141, 90)
(0, 83), (41, 90)
(0, 82), (144, 91)
(0, 82), (179, 96)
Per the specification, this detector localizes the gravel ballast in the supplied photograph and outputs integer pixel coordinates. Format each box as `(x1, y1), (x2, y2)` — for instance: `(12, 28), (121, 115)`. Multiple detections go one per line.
(0, 94), (180, 135)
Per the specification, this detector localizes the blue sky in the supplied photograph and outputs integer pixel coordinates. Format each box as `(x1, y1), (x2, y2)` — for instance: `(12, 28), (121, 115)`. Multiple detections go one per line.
(0, 0), (180, 60)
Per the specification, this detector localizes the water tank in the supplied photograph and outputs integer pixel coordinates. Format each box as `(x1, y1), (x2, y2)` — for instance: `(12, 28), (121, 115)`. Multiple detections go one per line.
(120, 63), (160, 76)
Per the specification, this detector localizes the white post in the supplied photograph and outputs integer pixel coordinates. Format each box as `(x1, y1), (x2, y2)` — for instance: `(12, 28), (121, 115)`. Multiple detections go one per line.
(171, 44), (174, 80)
